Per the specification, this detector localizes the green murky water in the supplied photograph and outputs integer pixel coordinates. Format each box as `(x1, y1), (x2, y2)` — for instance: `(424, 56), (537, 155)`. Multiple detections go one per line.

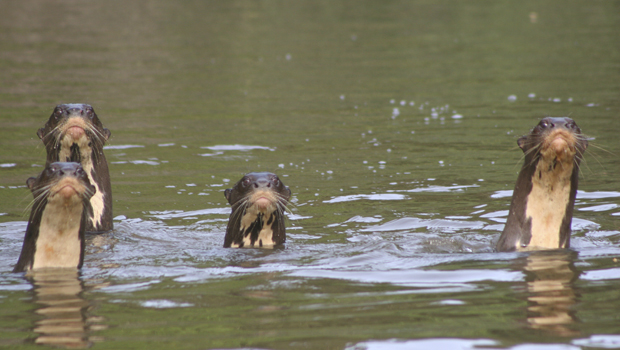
(1, 1), (619, 349)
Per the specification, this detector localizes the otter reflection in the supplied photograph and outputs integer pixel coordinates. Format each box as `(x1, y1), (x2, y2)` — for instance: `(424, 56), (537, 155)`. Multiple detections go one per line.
(28, 269), (105, 348)
(517, 250), (581, 336)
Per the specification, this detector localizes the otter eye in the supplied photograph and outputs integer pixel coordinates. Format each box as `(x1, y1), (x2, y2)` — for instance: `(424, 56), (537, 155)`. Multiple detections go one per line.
(242, 178), (252, 187)
(540, 120), (549, 128)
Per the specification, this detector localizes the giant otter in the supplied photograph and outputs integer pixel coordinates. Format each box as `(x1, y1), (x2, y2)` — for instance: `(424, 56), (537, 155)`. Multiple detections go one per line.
(37, 104), (112, 233)
(496, 117), (588, 252)
(223, 172), (291, 248)
(14, 162), (95, 272)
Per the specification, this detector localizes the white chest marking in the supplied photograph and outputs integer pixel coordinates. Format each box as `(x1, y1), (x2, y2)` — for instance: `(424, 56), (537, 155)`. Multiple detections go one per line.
(32, 196), (83, 269)
(522, 158), (573, 250)
(59, 133), (104, 229)
(230, 205), (276, 248)
(254, 223), (275, 248)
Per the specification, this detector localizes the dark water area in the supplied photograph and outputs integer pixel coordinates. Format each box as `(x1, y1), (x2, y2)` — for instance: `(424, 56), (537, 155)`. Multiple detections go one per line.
(1, 1), (619, 349)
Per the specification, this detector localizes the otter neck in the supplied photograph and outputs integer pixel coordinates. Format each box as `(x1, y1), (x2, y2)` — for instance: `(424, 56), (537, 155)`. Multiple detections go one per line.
(523, 153), (575, 250)
(231, 204), (278, 248)
(58, 131), (91, 164)
(32, 195), (84, 270)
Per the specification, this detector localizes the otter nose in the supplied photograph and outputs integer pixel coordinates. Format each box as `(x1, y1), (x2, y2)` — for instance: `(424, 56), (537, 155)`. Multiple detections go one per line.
(58, 162), (82, 176)
(544, 117), (577, 131)
(67, 107), (85, 116)
(254, 178), (271, 188)
(558, 118), (578, 131)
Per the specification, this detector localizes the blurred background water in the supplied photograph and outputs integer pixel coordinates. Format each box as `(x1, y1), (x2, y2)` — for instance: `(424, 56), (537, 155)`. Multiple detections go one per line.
(1, 1), (619, 349)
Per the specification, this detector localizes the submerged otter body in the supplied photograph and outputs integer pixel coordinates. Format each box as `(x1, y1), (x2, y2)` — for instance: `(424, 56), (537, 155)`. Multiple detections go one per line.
(223, 172), (291, 248)
(14, 162), (95, 272)
(38, 104), (112, 233)
(496, 117), (588, 252)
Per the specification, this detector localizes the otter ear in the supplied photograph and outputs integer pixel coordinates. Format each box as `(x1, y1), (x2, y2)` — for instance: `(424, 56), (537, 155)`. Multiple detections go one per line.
(224, 188), (232, 204)
(517, 136), (528, 152)
(26, 177), (37, 191)
(284, 186), (292, 201)
(103, 128), (111, 141)
(36, 128), (45, 140)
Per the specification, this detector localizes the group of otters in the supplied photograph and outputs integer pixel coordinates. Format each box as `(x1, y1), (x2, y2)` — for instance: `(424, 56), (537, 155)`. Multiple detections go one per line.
(13, 104), (589, 272)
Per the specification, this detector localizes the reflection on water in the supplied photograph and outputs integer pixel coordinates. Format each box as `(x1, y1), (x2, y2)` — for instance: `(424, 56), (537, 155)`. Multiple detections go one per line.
(28, 269), (106, 348)
(518, 251), (580, 337)
(345, 338), (498, 350)
(0, 0), (619, 348)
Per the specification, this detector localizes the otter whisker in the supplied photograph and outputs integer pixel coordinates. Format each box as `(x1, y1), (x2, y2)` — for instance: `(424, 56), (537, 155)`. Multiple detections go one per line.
(573, 145), (589, 178)
(229, 198), (250, 226)
(273, 193), (292, 206)
(586, 142), (615, 157)
(49, 128), (64, 152)
(575, 159), (587, 179)
(29, 184), (54, 204)
(580, 149), (605, 173)
(45, 123), (63, 140)
(230, 195), (251, 210)
(82, 125), (106, 164)
(82, 187), (96, 199)
(29, 191), (50, 208)
(275, 198), (294, 215)
(229, 208), (245, 228)
(276, 212), (286, 231)
(524, 146), (543, 168)
(280, 202), (294, 216)
(28, 188), (52, 218)
(22, 197), (43, 218)
(274, 200), (288, 215)
(18, 189), (40, 217)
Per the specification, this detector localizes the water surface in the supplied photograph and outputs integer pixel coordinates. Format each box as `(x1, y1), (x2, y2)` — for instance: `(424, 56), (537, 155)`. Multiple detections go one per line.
(1, 1), (619, 349)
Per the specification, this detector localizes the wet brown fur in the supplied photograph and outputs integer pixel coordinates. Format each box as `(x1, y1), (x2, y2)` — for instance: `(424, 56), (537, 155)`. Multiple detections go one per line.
(14, 162), (95, 272)
(496, 117), (588, 252)
(223, 172), (291, 248)
(37, 104), (112, 233)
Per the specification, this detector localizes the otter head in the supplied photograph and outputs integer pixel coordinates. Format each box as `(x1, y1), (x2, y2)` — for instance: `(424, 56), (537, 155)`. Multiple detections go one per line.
(27, 162), (96, 205)
(37, 104), (111, 163)
(223, 172), (291, 248)
(224, 172), (291, 212)
(517, 117), (588, 166)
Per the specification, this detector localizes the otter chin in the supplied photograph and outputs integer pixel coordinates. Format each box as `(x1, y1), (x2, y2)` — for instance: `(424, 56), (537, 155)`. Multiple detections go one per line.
(496, 117), (588, 252)
(13, 162), (96, 272)
(254, 195), (276, 211)
(543, 129), (577, 162)
(57, 183), (82, 201)
(223, 172), (291, 248)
